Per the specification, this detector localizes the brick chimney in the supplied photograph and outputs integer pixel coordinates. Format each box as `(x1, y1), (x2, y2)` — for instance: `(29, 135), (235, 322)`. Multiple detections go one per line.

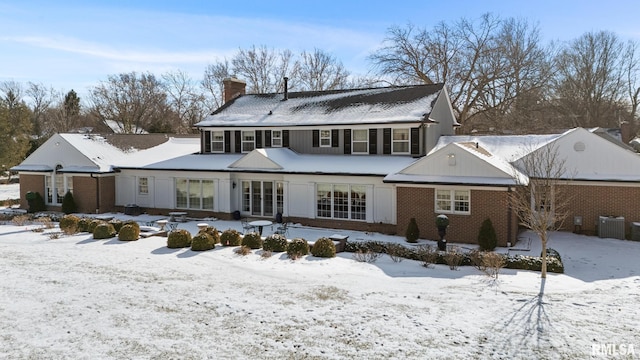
(223, 78), (246, 103)
(620, 121), (633, 144)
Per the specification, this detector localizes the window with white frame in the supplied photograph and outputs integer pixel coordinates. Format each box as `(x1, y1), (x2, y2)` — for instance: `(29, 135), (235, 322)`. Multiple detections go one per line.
(392, 128), (410, 153)
(138, 177), (148, 195)
(175, 178), (214, 210)
(320, 129), (331, 147)
(211, 131), (224, 153)
(435, 189), (470, 214)
(316, 183), (367, 221)
(352, 129), (368, 153)
(45, 165), (73, 205)
(271, 130), (282, 147)
(242, 131), (255, 152)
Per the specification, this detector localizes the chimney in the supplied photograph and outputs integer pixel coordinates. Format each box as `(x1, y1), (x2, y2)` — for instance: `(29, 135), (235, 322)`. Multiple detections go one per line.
(283, 76), (288, 101)
(223, 78), (246, 103)
(620, 121), (633, 144)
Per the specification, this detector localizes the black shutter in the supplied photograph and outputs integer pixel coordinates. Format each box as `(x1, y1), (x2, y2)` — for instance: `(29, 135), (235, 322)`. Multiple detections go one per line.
(203, 130), (211, 153)
(344, 129), (351, 154)
(369, 129), (377, 154)
(265, 130), (272, 147)
(331, 129), (339, 147)
(410, 127), (420, 155)
(383, 128), (391, 154)
(312, 129), (319, 147)
(224, 130), (231, 153)
(256, 131), (262, 149)
(283, 130), (290, 147)
(234, 131), (241, 153)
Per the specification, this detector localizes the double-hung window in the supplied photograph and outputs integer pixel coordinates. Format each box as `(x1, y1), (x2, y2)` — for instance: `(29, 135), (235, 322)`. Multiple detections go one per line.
(320, 130), (331, 147)
(435, 189), (470, 214)
(211, 131), (224, 153)
(271, 130), (282, 147)
(352, 129), (368, 154)
(392, 129), (410, 153)
(138, 177), (149, 195)
(242, 131), (255, 153)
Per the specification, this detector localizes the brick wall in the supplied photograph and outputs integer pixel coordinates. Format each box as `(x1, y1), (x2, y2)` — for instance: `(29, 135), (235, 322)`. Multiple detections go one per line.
(18, 174), (45, 210)
(397, 187), (516, 247)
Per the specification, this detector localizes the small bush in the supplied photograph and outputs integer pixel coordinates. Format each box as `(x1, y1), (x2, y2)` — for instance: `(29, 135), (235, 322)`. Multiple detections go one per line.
(93, 223), (117, 240)
(61, 191), (77, 214)
(405, 217), (420, 243)
(416, 245), (438, 268)
(444, 247), (464, 270)
(35, 217), (54, 229)
(109, 219), (124, 233)
(241, 232), (263, 249)
(59, 214), (80, 235)
(118, 223), (140, 241)
(167, 229), (192, 248)
(48, 232), (62, 240)
(77, 217), (92, 232)
(27, 192), (46, 213)
(261, 250), (273, 259)
(235, 245), (251, 256)
(198, 226), (220, 244)
(478, 218), (498, 251)
(482, 252), (506, 279)
(263, 234), (288, 252)
(352, 250), (381, 263)
(121, 220), (140, 234)
(287, 238), (309, 260)
(220, 229), (241, 246)
(468, 249), (487, 272)
(386, 243), (410, 263)
(191, 232), (215, 251)
(12, 214), (31, 226)
(310, 237), (336, 258)
(87, 219), (103, 234)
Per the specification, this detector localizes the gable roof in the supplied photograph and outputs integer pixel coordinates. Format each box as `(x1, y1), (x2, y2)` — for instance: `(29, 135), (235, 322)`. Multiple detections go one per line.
(196, 84), (447, 127)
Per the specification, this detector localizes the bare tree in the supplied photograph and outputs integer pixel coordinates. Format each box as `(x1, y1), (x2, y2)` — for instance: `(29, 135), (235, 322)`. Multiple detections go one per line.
(202, 60), (232, 111)
(162, 70), (206, 133)
(298, 48), (350, 91)
(25, 82), (57, 138)
(231, 45), (299, 93)
(46, 89), (82, 133)
(623, 40), (640, 125)
(89, 72), (171, 134)
(510, 143), (571, 278)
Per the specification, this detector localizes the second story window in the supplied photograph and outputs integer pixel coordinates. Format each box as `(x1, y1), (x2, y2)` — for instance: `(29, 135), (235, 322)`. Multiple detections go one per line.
(352, 129), (368, 154)
(272, 130), (282, 147)
(320, 130), (331, 147)
(242, 131), (255, 153)
(211, 131), (224, 153)
(392, 129), (410, 153)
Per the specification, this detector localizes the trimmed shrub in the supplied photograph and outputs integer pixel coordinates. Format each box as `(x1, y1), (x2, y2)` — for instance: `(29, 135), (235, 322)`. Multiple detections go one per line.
(405, 217), (420, 243)
(506, 254), (564, 274)
(310, 237), (336, 258)
(543, 248), (562, 263)
(191, 232), (215, 251)
(220, 229), (241, 246)
(27, 191), (46, 213)
(122, 220), (140, 234)
(109, 219), (124, 233)
(386, 243), (411, 263)
(61, 191), (77, 214)
(241, 232), (263, 249)
(478, 218), (498, 251)
(93, 223), (117, 239)
(87, 219), (103, 234)
(416, 245), (438, 268)
(198, 226), (220, 244)
(263, 234), (288, 252)
(59, 214), (80, 235)
(77, 217), (92, 232)
(287, 238), (309, 260)
(118, 223), (140, 241)
(167, 229), (192, 248)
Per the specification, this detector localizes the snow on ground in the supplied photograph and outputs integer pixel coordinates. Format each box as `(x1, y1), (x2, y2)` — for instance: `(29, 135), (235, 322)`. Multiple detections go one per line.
(1, 205), (639, 358)
(0, 183), (19, 201)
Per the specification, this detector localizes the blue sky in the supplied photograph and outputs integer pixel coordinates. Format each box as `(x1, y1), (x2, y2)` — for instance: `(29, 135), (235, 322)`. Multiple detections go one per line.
(1, 0), (639, 98)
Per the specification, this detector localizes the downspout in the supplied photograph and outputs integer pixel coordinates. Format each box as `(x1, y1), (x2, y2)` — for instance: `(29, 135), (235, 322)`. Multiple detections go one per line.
(90, 173), (100, 214)
(507, 186), (513, 247)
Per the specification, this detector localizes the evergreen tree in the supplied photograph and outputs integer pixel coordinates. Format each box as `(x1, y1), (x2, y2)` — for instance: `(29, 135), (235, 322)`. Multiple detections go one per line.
(61, 191), (77, 214)
(405, 217), (420, 243)
(478, 218), (498, 251)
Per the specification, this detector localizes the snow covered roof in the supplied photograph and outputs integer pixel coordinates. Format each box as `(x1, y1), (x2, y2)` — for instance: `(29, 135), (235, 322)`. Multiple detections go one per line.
(128, 147), (418, 176)
(196, 84), (445, 127)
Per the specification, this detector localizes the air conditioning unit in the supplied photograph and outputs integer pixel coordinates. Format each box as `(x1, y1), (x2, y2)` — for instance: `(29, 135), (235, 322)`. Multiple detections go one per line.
(632, 222), (640, 242)
(598, 216), (625, 240)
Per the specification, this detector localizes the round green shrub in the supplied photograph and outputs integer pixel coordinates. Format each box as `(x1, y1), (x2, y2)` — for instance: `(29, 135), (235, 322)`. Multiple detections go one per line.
(191, 232), (215, 251)
(87, 219), (104, 234)
(287, 238), (309, 259)
(310, 237), (336, 258)
(118, 223), (140, 241)
(122, 220), (140, 233)
(241, 232), (263, 249)
(109, 219), (124, 233)
(478, 218), (498, 251)
(59, 214), (80, 235)
(167, 229), (192, 248)
(220, 229), (241, 246)
(198, 226), (220, 244)
(263, 234), (288, 252)
(93, 223), (117, 239)
(405, 217), (420, 243)
(77, 217), (91, 232)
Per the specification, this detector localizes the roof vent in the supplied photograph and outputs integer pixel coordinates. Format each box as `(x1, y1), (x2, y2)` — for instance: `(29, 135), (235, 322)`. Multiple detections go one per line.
(573, 141), (586, 152)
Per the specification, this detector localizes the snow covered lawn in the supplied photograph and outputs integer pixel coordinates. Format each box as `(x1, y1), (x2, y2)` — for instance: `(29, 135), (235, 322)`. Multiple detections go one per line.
(0, 218), (639, 359)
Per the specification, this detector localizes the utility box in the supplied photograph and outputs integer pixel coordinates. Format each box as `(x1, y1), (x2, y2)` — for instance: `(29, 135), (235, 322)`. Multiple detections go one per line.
(632, 222), (640, 242)
(598, 216), (625, 240)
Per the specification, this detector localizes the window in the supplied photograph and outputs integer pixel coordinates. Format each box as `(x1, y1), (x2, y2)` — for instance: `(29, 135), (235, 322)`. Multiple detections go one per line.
(320, 130), (332, 147)
(392, 129), (410, 153)
(242, 131), (255, 153)
(435, 189), (470, 214)
(175, 178), (214, 210)
(316, 183), (367, 221)
(138, 177), (148, 195)
(352, 129), (368, 153)
(211, 131), (224, 153)
(45, 165), (72, 205)
(272, 130), (282, 147)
